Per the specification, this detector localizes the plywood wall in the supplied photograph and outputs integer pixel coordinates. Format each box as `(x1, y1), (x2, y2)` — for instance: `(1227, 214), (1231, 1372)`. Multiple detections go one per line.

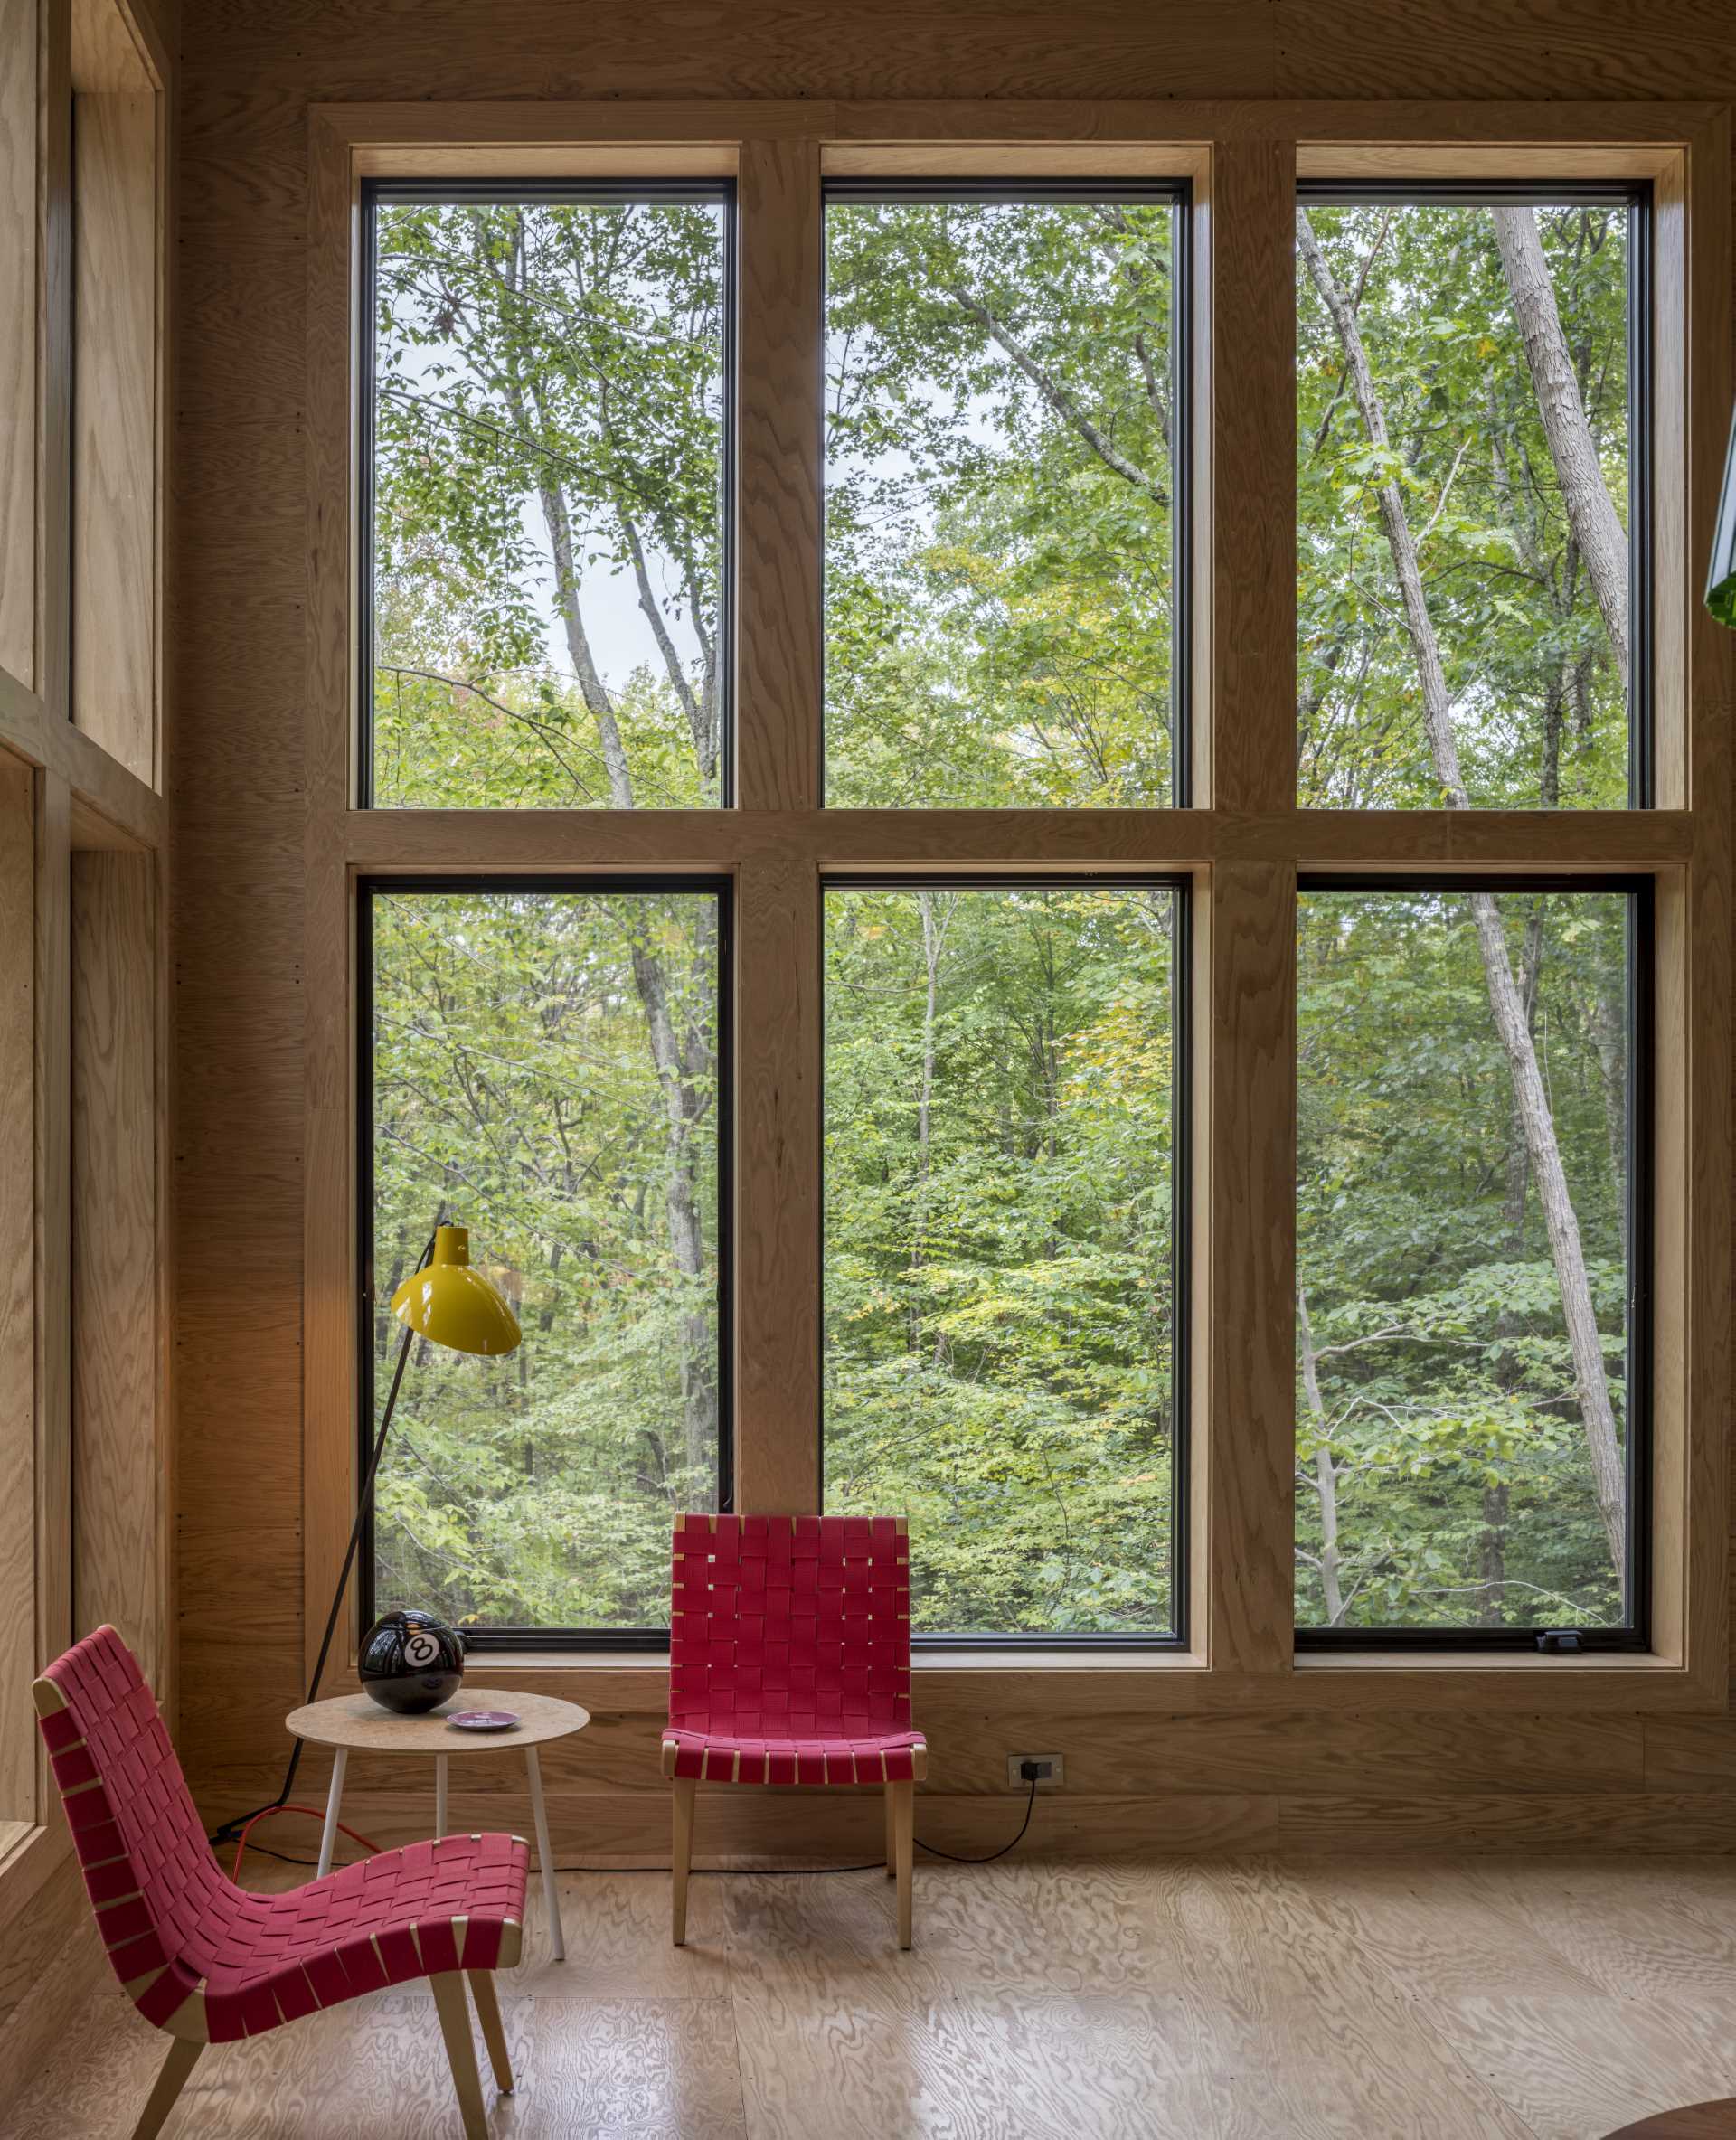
(0, 0), (175, 2094)
(71, 850), (161, 1679)
(0, 0), (36, 688)
(0, 760), (34, 1841)
(174, 0), (1736, 1859)
(71, 0), (158, 781)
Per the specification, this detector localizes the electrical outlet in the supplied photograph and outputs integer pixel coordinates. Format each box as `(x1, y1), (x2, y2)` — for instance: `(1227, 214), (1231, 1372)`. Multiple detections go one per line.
(1008, 1752), (1064, 1789)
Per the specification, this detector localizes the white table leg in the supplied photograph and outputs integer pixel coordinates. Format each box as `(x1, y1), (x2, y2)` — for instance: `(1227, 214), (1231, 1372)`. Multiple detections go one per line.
(525, 1746), (563, 1962)
(316, 1747), (348, 1879)
(435, 1752), (448, 1840)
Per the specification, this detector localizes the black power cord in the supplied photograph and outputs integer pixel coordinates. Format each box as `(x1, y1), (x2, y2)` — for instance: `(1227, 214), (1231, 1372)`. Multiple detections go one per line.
(224, 1774), (1042, 1879)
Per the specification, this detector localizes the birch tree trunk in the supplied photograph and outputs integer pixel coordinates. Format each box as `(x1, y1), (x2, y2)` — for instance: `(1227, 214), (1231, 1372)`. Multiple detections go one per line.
(1297, 1284), (1346, 1624)
(1298, 209), (1627, 1577)
(470, 210), (721, 1485)
(1490, 207), (1630, 693)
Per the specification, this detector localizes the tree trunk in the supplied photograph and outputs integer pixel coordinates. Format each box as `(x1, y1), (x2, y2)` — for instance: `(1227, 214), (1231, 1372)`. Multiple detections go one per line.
(1297, 1284), (1346, 1626)
(1490, 208), (1630, 693)
(1590, 975), (1629, 1260)
(1298, 209), (1627, 1579)
(1478, 1484), (1510, 1627)
(910, 891), (952, 1361)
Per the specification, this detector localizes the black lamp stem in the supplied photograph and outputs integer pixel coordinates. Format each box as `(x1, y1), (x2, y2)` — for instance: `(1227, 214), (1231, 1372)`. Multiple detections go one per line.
(211, 1208), (443, 1846)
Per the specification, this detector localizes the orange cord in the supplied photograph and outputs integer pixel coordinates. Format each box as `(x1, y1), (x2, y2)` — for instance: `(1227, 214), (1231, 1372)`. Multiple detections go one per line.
(231, 1803), (383, 1883)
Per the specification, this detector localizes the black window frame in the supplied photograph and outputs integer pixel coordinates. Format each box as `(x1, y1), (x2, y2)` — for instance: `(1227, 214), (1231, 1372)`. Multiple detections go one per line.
(358, 177), (740, 812)
(1293, 872), (1654, 1654)
(819, 176), (1195, 810)
(818, 871), (1194, 1652)
(356, 872), (735, 1654)
(1295, 178), (1655, 810)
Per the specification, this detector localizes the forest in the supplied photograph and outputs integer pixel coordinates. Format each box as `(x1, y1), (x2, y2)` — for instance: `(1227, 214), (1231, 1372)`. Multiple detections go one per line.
(366, 184), (1637, 1637)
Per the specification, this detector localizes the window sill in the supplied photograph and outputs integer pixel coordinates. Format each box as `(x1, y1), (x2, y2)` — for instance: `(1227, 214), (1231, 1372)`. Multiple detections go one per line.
(441, 1645), (1717, 1716)
(461, 1647), (1210, 1673)
(1293, 1647), (1682, 1671)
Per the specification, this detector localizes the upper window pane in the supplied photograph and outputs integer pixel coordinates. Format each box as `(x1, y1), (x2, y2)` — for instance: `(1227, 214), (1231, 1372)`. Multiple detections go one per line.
(824, 882), (1184, 1637)
(825, 186), (1185, 808)
(1297, 190), (1645, 808)
(364, 883), (726, 1637)
(1296, 884), (1643, 1638)
(367, 186), (731, 808)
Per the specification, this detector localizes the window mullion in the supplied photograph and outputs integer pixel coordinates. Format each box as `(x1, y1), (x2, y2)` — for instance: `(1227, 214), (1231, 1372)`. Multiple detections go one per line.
(1201, 136), (1298, 1671)
(733, 845), (822, 1513)
(1204, 859), (1297, 1672)
(734, 136), (823, 814)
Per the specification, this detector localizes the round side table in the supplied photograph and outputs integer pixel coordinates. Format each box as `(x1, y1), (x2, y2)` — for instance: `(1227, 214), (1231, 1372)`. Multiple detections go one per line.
(285, 1688), (589, 1961)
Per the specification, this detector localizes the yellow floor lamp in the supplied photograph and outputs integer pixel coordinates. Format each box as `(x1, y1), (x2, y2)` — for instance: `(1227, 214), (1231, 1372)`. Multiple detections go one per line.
(212, 1214), (521, 1854)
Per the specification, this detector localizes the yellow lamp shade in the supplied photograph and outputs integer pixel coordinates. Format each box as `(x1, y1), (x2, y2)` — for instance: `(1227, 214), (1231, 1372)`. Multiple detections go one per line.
(389, 1224), (522, 1356)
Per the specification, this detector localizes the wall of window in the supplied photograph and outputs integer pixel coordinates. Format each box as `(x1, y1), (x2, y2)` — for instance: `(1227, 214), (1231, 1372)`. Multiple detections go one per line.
(301, 112), (1725, 1708)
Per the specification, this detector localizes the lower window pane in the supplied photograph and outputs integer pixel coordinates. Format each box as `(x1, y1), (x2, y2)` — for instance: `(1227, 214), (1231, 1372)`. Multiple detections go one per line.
(1296, 885), (1641, 1636)
(823, 883), (1184, 1638)
(364, 883), (724, 1637)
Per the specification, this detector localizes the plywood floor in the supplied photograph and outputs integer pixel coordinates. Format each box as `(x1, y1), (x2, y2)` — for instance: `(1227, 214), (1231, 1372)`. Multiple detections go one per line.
(10, 1852), (1736, 2139)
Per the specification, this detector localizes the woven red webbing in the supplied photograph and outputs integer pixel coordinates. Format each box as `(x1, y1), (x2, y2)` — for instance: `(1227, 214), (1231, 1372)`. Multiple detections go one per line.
(663, 1514), (926, 1785)
(39, 1627), (529, 2042)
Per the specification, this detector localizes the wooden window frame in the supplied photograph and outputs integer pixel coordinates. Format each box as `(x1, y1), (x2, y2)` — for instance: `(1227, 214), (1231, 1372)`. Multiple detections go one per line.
(304, 99), (1731, 1713)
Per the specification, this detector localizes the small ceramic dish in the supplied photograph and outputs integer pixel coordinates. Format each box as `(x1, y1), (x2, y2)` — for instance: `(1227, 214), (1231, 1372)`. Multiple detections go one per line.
(445, 1710), (521, 1732)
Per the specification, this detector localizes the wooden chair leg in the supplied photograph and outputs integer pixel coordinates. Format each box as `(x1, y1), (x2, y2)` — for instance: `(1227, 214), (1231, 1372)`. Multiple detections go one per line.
(671, 1774), (697, 1947)
(430, 1970), (488, 2140)
(467, 1969), (514, 2094)
(884, 1780), (896, 1877)
(891, 1777), (914, 1950)
(130, 2037), (203, 2140)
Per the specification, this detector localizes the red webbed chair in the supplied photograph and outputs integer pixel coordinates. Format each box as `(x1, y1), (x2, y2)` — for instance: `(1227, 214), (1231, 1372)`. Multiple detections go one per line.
(34, 1626), (529, 2140)
(661, 1513), (927, 1948)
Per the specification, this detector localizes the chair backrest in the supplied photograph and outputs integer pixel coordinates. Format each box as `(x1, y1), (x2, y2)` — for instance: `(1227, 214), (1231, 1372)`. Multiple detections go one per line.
(34, 1624), (231, 2028)
(668, 1513), (913, 1738)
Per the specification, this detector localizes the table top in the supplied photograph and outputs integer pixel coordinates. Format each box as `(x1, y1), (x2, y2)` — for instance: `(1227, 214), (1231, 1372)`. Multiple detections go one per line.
(285, 1687), (590, 1754)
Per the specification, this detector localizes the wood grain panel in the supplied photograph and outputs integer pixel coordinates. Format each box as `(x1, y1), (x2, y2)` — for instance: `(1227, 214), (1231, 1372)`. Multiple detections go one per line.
(0, 1847), (102, 2057)
(733, 846), (820, 1513)
(36, 0), (68, 727)
(735, 137), (822, 813)
(71, 850), (157, 1680)
(193, 11), (1283, 100)
(71, 80), (156, 782)
(0, 663), (164, 850)
(907, 1706), (1647, 1797)
(1207, 136), (1294, 814)
(1642, 1717), (1736, 1793)
(70, 0), (155, 95)
(0, 0), (34, 690)
(33, 768), (70, 1746)
(0, 759), (33, 1823)
(1277, 1791), (1736, 1852)
(1205, 862), (1295, 1673)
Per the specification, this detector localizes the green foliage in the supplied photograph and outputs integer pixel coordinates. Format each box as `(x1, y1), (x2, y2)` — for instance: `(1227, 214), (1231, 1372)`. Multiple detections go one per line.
(372, 198), (726, 808)
(824, 888), (1178, 1632)
(371, 890), (720, 1629)
(825, 201), (1179, 807)
(1297, 203), (1630, 807)
(1297, 889), (1630, 1628)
